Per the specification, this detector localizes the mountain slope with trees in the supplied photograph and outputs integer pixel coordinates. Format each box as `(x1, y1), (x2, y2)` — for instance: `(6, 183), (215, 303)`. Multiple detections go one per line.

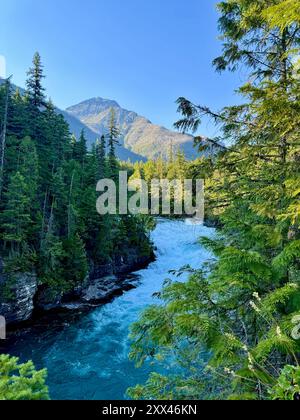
(66, 97), (201, 160)
(0, 78), (145, 163)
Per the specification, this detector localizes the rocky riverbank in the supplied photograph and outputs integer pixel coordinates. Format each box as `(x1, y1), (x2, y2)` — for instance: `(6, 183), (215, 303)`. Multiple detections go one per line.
(0, 249), (155, 328)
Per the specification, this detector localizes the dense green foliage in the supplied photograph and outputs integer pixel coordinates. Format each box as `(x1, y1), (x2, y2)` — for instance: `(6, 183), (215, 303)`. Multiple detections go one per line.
(0, 354), (49, 400)
(0, 54), (153, 399)
(128, 0), (300, 400)
(270, 365), (300, 400)
(0, 53), (152, 294)
(127, 149), (214, 220)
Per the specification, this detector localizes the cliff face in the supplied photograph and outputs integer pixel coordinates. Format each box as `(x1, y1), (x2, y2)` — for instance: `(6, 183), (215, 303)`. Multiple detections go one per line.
(36, 246), (155, 311)
(0, 246), (155, 326)
(0, 271), (37, 325)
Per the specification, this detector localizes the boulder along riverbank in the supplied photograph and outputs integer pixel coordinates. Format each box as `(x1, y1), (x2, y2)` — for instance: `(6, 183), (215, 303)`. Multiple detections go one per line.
(0, 247), (155, 331)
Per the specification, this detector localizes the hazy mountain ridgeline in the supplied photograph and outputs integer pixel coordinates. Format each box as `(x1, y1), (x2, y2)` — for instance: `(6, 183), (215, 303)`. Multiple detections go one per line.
(62, 107), (146, 162)
(67, 97), (199, 160)
(0, 77), (206, 162)
(0, 78), (145, 162)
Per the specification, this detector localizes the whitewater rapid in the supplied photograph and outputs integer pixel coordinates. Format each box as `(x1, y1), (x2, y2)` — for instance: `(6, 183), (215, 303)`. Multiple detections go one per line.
(6, 219), (214, 400)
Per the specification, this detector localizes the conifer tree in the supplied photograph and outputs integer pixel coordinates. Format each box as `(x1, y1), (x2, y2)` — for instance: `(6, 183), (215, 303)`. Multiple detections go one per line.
(74, 129), (87, 167)
(44, 167), (65, 242)
(128, 0), (300, 401)
(0, 355), (49, 400)
(130, 162), (143, 180)
(18, 137), (39, 199)
(1, 172), (31, 253)
(61, 234), (88, 290)
(44, 99), (67, 170)
(107, 108), (119, 180)
(8, 89), (27, 138)
(0, 77), (11, 196)
(26, 52), (46, 109)
(175, 150), (186, 180)
(156, 154), (165, 179)
(143, 160), (157, 185)
(96, 135), (107, 180)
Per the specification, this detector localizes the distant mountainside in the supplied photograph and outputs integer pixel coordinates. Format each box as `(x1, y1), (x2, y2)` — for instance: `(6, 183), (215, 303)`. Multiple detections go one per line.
(61, 109), (145, 162)
(66, 98), (199, 160)
(1, 78), (213, 162)
(0, 78), (145, 162)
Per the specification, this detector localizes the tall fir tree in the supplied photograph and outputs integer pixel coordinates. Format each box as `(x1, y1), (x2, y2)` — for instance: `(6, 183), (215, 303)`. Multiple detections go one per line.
(26, 52), (46, 109)
(96, 135), (107, 180)
(107, 108), (119, 181)
(73, 129), (87, 168)
(0, 172), (32, 254)
(0, 77), (11, 197)
(8, 89), (27, 138)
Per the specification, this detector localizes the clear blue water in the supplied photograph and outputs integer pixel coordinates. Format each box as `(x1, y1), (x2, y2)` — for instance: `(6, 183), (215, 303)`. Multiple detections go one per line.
(4, 220), (213, 400)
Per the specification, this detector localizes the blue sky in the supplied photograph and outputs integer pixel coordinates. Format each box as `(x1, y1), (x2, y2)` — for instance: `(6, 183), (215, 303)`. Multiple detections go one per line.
(1, 0), (244, 136)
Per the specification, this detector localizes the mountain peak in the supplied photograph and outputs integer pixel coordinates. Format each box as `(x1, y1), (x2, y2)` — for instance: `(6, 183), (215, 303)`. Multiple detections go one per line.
(66, 97), (200, 160)
(66, 97), (121, 119)
(86, 97), (120, 108)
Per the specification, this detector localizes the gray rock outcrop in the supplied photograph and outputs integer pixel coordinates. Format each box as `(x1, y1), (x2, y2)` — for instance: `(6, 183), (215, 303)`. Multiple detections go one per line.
(0, 272), (37, 325)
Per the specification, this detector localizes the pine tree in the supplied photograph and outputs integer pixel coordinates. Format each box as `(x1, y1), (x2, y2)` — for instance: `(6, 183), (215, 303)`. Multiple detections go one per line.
(50, 166), (68, 236)
(18, 137), (39, 200)
(8, 89), (27, 138)
(1, 172), (32, 253)
(0, 77), (11, 196)
(143, 160), (157, 184)
(26, 52), (46, 109)
(38, 228), (64, 290)
(156, 154), (165, 179)
(44, 99), (69, 170)
(175, 150), (186, 180)
(130, 162), (143, 180)
(96, 135), (107, 180)
(17, 137), (40, 243)
(61, 234), (88, 290)
(0, 354), (49, 400)
(107, 108), (119, 180)
(73, 129), (87, 167)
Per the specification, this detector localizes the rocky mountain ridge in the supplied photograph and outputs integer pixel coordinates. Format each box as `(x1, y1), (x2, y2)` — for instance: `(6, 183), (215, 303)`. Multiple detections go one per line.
(0, 78), (145, 162)
(67, 97), (198, 160)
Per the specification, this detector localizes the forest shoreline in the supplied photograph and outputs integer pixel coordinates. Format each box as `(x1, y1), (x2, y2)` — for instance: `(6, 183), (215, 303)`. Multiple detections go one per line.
(1, 216), (215, 337)
(0, 245), (155, 334)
